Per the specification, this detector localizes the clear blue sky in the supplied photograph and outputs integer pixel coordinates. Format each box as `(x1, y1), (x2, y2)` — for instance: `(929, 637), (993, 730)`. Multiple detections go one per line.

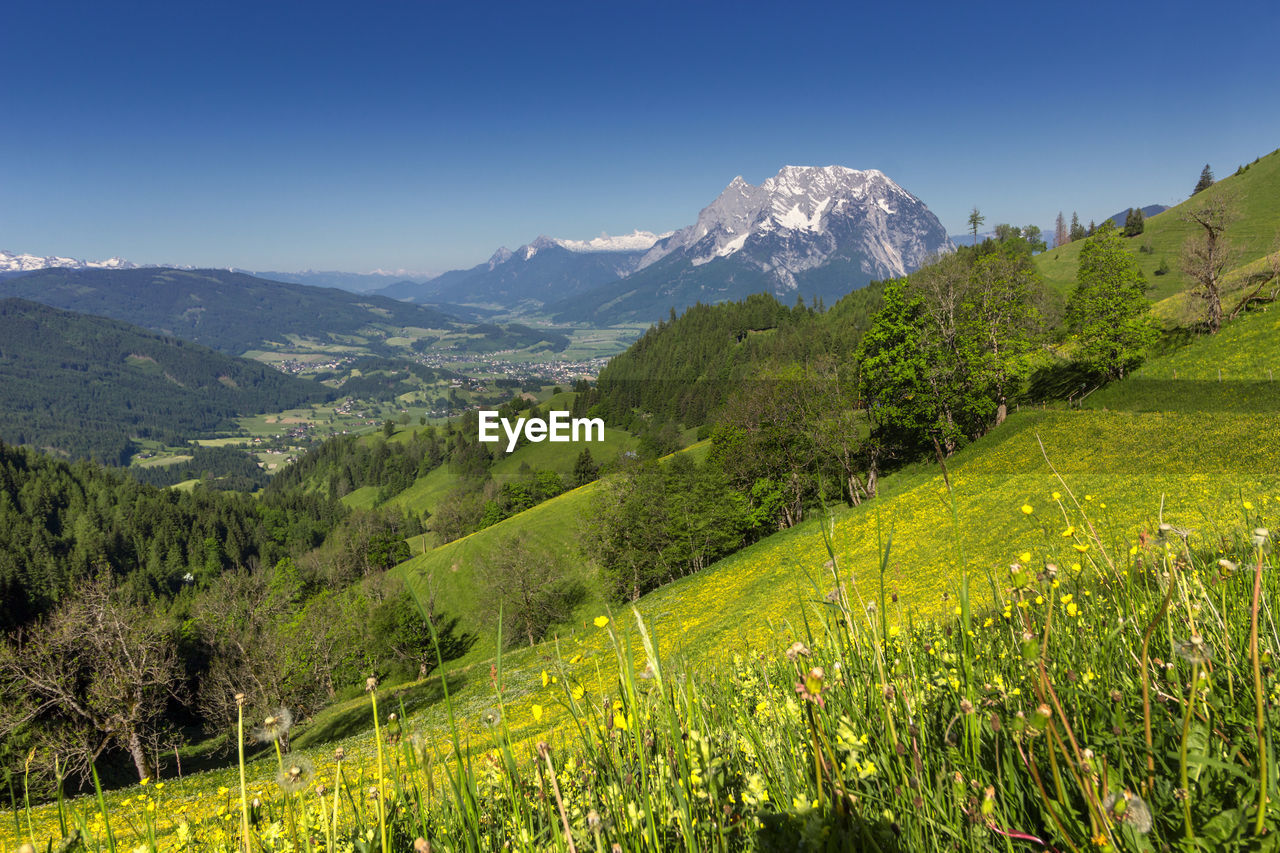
(4, 0), (1279, 274)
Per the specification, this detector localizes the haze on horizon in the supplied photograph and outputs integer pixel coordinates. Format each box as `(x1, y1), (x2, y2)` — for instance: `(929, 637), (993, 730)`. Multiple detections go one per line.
(4, 0), (1279, 275)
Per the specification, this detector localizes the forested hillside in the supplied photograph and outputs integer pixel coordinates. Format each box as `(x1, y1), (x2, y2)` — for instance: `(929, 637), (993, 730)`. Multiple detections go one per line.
(0, 440), (341, 630)
(0, 299), (330, 464)
(0, 268), (460, 354)
(589, 286), (884, 428)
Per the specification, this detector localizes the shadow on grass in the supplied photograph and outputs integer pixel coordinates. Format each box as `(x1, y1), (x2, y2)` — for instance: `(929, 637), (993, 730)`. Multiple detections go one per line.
(755, 810), (905, 852)
(291, 665), (481, 750)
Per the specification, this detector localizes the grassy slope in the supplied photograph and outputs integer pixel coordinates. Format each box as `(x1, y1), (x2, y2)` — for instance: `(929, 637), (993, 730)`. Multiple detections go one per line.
(336, 398), (638, 517)
(1087, 304), (1280, 411)
(382, 306), (1280, 740)
(12, 252), (1280, 849)
(1035, 147), (1280, 307)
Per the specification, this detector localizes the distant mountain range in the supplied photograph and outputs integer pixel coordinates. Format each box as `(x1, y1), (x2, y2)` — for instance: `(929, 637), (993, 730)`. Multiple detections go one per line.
(1, 249), (137, 273)
(379, 232), (666, 309)
(243, 269), (436, 294)
(0, 268), (461, 354)
(8, 167), (953, 325)
(381, 166), (952, 324)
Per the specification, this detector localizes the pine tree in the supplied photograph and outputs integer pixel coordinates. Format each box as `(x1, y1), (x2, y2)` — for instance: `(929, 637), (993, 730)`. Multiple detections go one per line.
(1054, 211), (1068, 248)
(1069, 212), (1086, 242)
(967, 207), (985, 243)
(1193, 164), (1215, 194)
(572, 447), (599, 487)
(1122, 207), (1145, 237)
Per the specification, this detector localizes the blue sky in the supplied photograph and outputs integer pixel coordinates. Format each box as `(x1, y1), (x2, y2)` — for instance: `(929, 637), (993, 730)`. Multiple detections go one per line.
(4, 0), (1279, 274)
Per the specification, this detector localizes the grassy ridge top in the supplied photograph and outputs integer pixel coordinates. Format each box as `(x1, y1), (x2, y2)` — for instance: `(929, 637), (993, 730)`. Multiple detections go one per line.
(1035, 148), (1280, 305)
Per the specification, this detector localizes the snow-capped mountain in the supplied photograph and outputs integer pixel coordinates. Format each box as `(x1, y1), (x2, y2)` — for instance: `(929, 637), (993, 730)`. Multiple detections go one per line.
(551, 166), (953, 323)
(1, 250), (136, 273)
(378, 232), (662, 306)
(555, 230), (670, 253)
(381, 167), (949, 322)
(638, 165), (950, 284)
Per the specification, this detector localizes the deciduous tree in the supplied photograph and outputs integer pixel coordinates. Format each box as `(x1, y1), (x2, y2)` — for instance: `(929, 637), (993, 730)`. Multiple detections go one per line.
(0, 572), (184, 784)
(1180, 193), (1238, 333)
(1065, 222), (1157, 380)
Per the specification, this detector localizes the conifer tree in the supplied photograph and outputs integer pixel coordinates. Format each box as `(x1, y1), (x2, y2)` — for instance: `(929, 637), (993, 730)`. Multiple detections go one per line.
(1069, 211), (1086, 242)
(1123, 207), (1145, 237)
(967, 207), (985, 243)
(1193, 164), (1215, 194)
(1054, 211), (1068, 248)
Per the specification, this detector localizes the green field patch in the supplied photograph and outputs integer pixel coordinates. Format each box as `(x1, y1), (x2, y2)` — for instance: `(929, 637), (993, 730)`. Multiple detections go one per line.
(1035, 148), (1280, 311)
(132, 453), (193, 468)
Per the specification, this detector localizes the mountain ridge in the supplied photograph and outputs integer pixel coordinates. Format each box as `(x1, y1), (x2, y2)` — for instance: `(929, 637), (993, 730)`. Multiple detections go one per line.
(382, 165), (951, 323)
(0, 268), (462, 354)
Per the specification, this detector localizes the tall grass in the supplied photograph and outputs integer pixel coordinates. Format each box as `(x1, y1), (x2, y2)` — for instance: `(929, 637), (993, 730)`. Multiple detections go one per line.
(7, 501), (1277, 851)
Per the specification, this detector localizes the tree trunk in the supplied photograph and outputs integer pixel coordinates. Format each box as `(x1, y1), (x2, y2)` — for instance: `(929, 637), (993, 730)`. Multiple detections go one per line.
(127, 729), (152, 781)
(996, 399), (1007, 426)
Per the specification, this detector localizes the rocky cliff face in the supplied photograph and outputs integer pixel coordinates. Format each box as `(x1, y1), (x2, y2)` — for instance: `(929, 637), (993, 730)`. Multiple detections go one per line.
(636, 165), (952, 289)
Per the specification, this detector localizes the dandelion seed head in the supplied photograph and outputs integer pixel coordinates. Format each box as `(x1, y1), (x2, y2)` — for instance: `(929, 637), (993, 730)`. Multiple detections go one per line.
(1173, 637), (1213, 665)
(480, 707), (502, 728)
(276, 754), (314, 794)
(253, 708), (293, 743)
(1103, 790), (1152, 833)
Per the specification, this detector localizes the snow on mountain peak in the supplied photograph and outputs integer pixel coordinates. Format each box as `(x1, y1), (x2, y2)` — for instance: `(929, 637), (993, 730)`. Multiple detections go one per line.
(555, 230), (670, 253)
(636, 165), (949, 279)
(1, 250), (138, 273)
(487, 246), (514, 268)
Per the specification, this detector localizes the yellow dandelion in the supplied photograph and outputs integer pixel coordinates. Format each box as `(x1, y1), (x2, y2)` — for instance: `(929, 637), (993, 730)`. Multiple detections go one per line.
(1061, 526), (1075, 537)
(1052, 491), (1061, 500)
(1073, 543), (1090, 553)
(1243, 501), (1254, 510)
(1021, 504), (1034, 515)
(1019, 551), (1032, 564)
(593, 616), (610, 628)
(541, 670), (549, 688)
(532, 704), (544, 723)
